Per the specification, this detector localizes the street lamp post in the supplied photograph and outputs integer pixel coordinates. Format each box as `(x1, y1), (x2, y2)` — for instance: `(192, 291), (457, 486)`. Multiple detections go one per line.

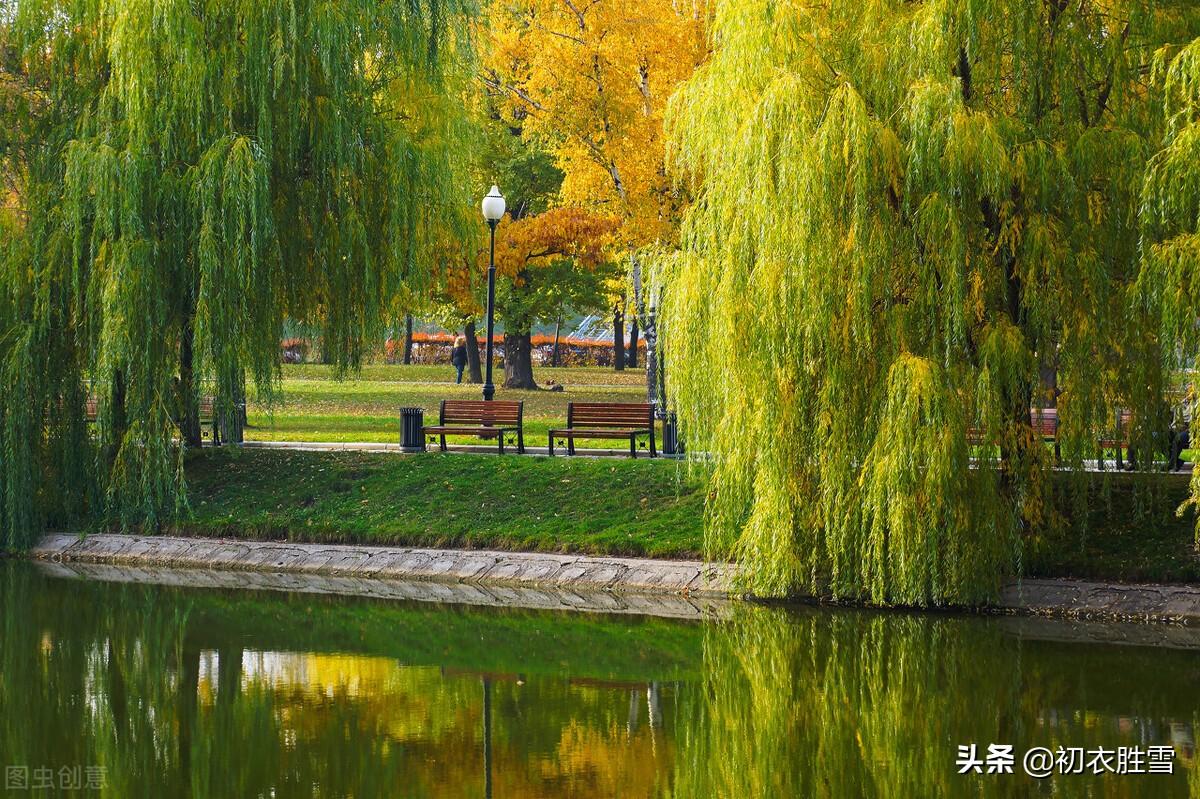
(480, 185), (506, 401)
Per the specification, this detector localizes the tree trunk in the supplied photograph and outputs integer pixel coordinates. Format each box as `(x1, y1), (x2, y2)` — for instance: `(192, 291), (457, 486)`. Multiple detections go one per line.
(402, 314), (414, 365)
(613, 303), (625, 372)
(628, 317), (638, 367)
(218, 647), (243, 707)
(320, 330), (333, 364)
(218, 370), (245, 445)
(551, 317), (562, 367)
(503, 331), (537, 390)
(179, 313), (202, 447)
(465, 319), (483, 384)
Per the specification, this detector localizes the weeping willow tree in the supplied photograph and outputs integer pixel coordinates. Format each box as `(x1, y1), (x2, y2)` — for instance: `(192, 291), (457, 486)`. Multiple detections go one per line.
(1138, 39), (1200, 539)
(659, 1), (1200, 604)
(0, 0), (477, 548)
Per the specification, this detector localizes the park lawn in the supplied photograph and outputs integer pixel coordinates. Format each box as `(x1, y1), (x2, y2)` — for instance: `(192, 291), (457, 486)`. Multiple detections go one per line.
(1026, 473), (1200, 584)
(175, 447), (1200, 587)
(245, 364), (656, 448)
(179, 447), (705, 559)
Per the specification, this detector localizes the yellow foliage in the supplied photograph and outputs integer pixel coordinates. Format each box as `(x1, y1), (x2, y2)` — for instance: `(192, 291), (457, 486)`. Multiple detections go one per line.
(488, 206), (620, 279)
(484, 0), (708, 248)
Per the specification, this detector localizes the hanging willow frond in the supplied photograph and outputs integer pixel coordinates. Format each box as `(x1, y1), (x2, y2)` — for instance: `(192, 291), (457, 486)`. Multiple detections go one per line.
(659, 0), (1200, 604)
(0, 0), (479, 547)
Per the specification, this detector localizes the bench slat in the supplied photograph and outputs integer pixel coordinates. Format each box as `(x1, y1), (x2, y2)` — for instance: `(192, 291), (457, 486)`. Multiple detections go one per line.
(568, 402), (653, 429)
(424, 425), (513, 437)
(550, 428), (650, 436)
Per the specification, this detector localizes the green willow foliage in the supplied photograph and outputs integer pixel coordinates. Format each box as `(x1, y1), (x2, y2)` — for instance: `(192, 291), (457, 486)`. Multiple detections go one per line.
(0, 0), (477, 547)
(660, 1), (1200, 604)
(1139, 38), (1200, 533)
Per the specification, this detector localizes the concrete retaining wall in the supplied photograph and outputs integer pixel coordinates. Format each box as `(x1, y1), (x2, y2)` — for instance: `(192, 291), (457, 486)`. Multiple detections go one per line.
(26, 534), (1200, 626)
(31, 533), (732, 597)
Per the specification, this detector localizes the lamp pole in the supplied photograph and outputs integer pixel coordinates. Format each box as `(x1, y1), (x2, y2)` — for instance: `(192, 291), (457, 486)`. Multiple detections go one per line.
(483, 219), (498, 401)
(480, 186), (506, 401)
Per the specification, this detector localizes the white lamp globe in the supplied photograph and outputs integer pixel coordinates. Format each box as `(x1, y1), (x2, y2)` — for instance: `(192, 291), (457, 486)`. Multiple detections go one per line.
(481, 185), (506, 222)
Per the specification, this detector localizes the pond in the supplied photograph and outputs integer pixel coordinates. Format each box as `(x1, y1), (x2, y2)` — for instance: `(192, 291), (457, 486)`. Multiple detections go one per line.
(1, 559), (1198, 798)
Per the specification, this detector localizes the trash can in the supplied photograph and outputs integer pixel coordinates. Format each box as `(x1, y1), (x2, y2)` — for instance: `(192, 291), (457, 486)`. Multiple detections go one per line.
(663, 412), (683, 457)
(400, 407), (426, 453)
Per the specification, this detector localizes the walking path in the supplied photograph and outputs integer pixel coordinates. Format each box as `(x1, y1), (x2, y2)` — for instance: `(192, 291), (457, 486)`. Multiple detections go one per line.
(241, 439), (1192, 471)
(240, 440), (682, 458)
(27, 533), (1200, 625)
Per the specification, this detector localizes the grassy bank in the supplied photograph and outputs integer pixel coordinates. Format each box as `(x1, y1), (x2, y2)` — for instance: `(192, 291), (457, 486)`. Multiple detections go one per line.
(181, 448), (705, 558)
(175, 448), (1200, 586)
(1026, 473), (1200, 584)
(245, 363), (652, 445)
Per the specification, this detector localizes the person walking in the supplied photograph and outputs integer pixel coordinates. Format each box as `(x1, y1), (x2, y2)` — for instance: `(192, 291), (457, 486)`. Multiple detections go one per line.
(450, 335), (468, 384)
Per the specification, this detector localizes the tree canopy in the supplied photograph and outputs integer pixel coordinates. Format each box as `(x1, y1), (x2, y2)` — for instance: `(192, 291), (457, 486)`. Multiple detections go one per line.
(660, 0), (1200, 604)
(484, 0), (706, 247)
(0, 0), (476, 547)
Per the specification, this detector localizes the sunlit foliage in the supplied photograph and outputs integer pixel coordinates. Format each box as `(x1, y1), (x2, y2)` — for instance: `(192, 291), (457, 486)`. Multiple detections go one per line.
(660, 0), (1200, 603)
(484, 0), (707, 247)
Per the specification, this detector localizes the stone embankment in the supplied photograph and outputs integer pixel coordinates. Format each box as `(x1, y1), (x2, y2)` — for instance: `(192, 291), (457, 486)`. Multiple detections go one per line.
(28, 534), (1200, 628)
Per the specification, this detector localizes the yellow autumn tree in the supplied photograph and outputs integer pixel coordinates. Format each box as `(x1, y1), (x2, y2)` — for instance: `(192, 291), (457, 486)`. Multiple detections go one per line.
(490, 206), (620, 388)
(482, 0), (708, 372)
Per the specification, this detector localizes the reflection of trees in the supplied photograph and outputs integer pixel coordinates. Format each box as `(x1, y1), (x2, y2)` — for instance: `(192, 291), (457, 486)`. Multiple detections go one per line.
(7, 562), (1200, 799)
(665, 607), (1198, 799)
(0, 564), (677, 798)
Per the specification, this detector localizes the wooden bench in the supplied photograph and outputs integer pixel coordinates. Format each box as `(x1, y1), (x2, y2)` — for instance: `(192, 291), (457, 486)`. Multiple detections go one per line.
(1030, 406), (1060, 460)
(968, 407), (1147, 468)
(968, 408), (1058, 447)
(423, 400), (524, 454)
(85, 395), (219, 441)
(549, 402), (657, 458)
(1098, 409), (1133, 469)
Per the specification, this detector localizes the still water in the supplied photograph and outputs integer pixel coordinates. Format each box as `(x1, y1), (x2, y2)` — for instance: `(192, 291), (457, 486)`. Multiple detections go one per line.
(1, 559), (1199, 798)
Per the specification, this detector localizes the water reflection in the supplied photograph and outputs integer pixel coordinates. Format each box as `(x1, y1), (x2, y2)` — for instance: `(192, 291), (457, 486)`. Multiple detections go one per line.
(1, 561), (1198, 797)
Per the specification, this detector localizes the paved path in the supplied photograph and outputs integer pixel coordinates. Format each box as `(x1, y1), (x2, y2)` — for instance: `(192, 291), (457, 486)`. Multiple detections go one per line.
(238, 440), (1189, 471)
(240, 440), (671, 458)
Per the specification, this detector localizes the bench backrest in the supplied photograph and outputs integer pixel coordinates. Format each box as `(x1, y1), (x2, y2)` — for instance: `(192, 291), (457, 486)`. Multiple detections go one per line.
(69, 394), (215, 425)
(1030, 407), (1057, 437)
(567, 402), (654, 429)
(440, 399), (523, 426)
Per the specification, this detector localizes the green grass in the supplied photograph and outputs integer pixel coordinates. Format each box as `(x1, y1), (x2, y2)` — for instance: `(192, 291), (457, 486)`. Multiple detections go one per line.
(1026, 473), (1200, 584)
(180, 447), (705, 559)
(246, 363), (655, 447)
(281, 362), (650, 386)
(175, 446), (1200, 587)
